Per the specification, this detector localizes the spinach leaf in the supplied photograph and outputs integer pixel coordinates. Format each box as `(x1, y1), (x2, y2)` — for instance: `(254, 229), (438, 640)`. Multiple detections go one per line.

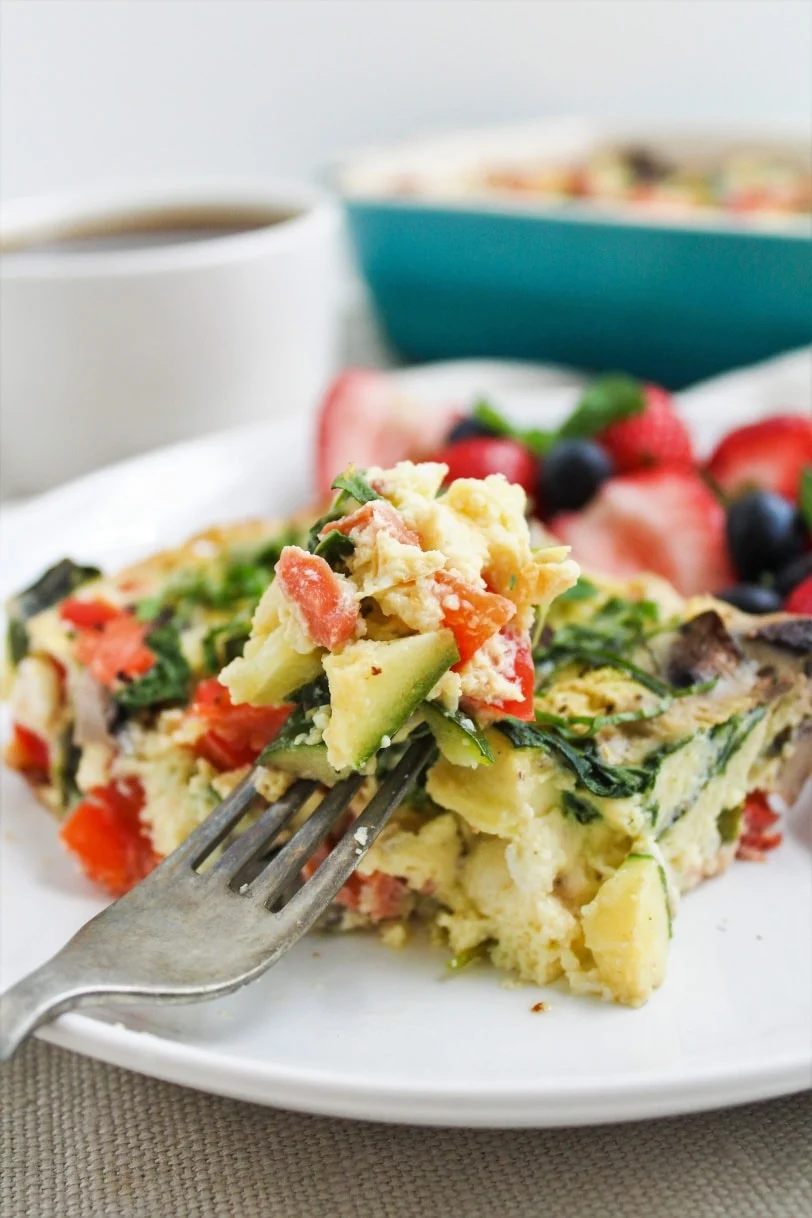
(496, 719), (662, 799)
(538, 644), (673, 697)
(562, 791), (603, 824)
(54, 727), (83, 809)
(558, 375), (645, 441)
(12, 558), (101, 620)
(709, 706), (767, 776)
(331, 471), (381, 505)
(201, 619), (252, 675)
(312, 530), (356, 567)
(291, 675), (331, 712)
(114, 623), (191, 713)
(534, 697), (674, 739)
(140, 529), (301, 625)
(306, 471), (381, 551)
(558, 577), (600, 604)
(6, 617), (29, 666)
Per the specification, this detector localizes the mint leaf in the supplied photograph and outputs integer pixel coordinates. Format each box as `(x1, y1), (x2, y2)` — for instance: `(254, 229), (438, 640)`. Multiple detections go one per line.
(471, 400), (555, 457)
(558, 375), (645, 440)
(800, 466), (812, 531)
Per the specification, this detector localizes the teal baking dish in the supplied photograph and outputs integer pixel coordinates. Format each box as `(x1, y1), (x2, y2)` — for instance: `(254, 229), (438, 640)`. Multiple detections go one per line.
(341, 124), (812, 388)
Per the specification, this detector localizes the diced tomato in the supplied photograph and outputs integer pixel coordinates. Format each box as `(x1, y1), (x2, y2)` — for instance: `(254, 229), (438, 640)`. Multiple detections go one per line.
(336, 870), (411, 921)
(60, 778), (158, 897)
(275, 546), (359, 651)
(73, 612), (155, 687)
(328, 500), (421, 548)
(432, 571), (516, 666)
(60, 598), (122, 629)
(190, 678), (292, 771)
(466, 627), (536, 721)
(9, 723), (50, 782)
(736, 790), (783, 861)
(301, 841), (410, 922)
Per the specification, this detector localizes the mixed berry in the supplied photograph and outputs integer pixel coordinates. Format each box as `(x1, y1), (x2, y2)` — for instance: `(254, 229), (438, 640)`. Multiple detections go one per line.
(315, 368), (812, 611)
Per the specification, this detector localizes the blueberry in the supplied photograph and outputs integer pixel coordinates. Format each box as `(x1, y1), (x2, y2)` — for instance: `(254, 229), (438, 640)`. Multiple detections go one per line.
(445, 417), (497, 444)
(718, 584), (784, 614)
(725, 490), (806, 581)
(538, 440), (614, 512)
(775, 550), (812, 598)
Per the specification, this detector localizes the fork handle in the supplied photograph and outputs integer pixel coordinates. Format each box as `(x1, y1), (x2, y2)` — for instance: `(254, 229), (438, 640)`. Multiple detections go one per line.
(0, 955), (101, 1061)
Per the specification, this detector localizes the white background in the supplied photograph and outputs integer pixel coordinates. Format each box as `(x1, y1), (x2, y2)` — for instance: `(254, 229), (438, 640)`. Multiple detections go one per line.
(2, 0), (811, 201)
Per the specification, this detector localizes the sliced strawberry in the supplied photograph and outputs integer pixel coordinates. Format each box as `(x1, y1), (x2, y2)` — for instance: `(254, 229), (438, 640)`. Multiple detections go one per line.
(315, 369), (457, 498)
(551, 469), (734, 596)
(432, 571), (516, 666)
(598, 384), (694, 473)
(785, 575), (812, 614)
(705, 415), (812, 503)
(428, 436), (537, 497)
(275, 546), (358, 650)
(328, 499), (421, 548)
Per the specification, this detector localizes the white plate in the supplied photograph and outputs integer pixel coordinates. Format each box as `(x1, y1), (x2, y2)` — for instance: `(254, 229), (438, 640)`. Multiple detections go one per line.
(2, 357), (811, 1127)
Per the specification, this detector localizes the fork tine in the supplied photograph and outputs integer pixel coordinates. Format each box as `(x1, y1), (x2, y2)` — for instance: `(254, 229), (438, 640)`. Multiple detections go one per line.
(273, 737), (435, 934)
(247, 772), (365, 907)
(209, 780), (318, 886)
(158, 769), (268, 872)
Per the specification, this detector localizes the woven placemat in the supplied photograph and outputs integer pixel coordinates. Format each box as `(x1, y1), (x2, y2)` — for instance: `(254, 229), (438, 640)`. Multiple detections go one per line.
(2, 1040), (810, 1218)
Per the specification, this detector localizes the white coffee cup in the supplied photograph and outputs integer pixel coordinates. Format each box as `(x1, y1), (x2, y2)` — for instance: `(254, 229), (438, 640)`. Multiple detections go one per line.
(0, 181), (341, 496)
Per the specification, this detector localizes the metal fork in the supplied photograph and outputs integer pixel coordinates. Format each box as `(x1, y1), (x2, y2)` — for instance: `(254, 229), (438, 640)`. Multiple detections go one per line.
(0, 737), (435, 1061)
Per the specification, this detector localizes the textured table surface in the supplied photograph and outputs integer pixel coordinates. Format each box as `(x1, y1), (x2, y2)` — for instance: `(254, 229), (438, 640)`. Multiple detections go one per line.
(3, 1039), (811, 1218)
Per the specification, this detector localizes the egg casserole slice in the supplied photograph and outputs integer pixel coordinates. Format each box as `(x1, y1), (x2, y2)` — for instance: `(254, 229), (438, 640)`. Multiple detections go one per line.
(4, 464), (811, 1007)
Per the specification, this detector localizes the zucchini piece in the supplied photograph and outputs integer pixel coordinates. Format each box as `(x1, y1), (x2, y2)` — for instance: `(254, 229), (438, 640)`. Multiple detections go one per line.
(422, 703), (493, 768)
(581, 852), (671, 1006)
(323, 630), (459, 770)
(263, 740), (349, 786)
(220, 626), (324, 707)
(261, 711), (350, 787)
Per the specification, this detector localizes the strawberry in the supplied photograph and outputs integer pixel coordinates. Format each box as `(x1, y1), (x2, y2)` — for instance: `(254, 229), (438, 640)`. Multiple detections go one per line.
(785, 575), (812, 614)
(705, 415), (812, 503)
(598, 385), (694, 473)
(428, 436), (537, 497)
(315, 369), (457, 499)
(550, 468), (734, 596)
